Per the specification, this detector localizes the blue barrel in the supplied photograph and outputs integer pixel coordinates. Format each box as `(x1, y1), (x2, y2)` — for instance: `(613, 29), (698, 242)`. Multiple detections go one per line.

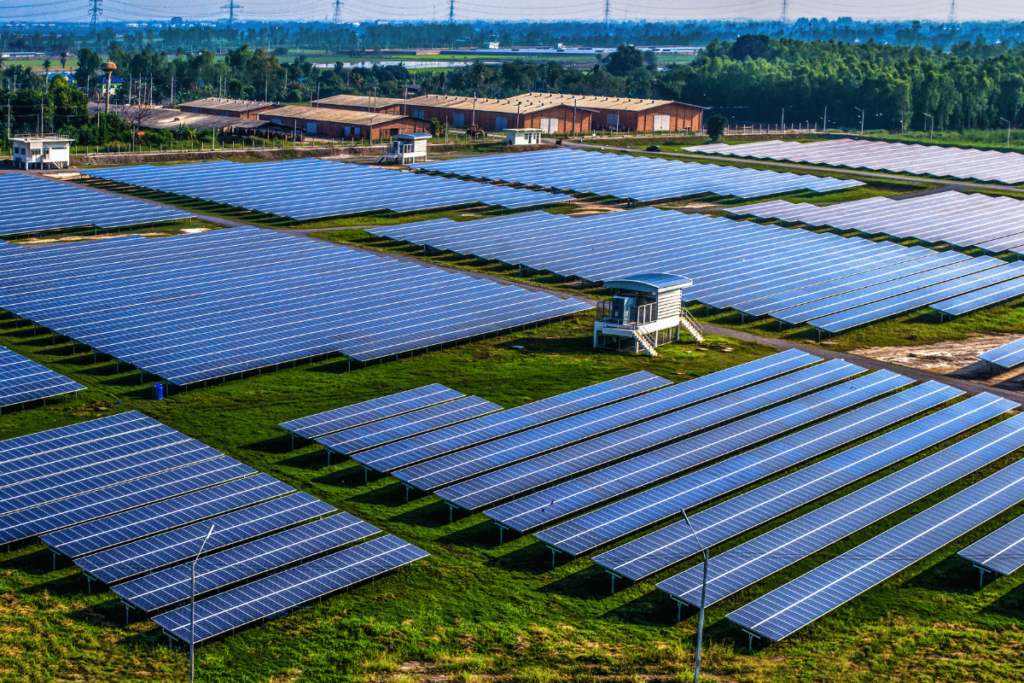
(151, 382), (164, 401)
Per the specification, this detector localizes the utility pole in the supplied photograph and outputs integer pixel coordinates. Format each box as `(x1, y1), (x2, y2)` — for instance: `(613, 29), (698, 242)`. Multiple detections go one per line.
(948, 0), (957, 25)
(855, 106), (865, 134)
(681, 511), (709, 683)
(603, 0), (611, 32)
(448, 0), (454, 23)
(822, 104), (827, 133)
(190, 525), (215, 683)
(780, 0), (788, 23)
(170, 76), (175, 104)
(924, 112), (934, 139)
(1001, 117), (1012, 146)
(332, 0), (343, 24)
(89, 0), (102, 36)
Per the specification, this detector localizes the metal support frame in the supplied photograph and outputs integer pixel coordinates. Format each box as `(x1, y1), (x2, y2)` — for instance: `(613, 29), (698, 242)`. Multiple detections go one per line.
(743, 629), (758, 653)
(547, 545), (560, 568)
(974, 563), (995, 589)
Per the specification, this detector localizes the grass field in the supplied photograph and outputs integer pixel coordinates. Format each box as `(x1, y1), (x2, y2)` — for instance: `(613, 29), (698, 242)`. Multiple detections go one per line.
(4, 303), (1024, 683)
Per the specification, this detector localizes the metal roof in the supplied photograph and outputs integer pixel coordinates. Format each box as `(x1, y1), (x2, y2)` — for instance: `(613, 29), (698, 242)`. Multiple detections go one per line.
(260, 105), (412, 127)
(403, 94), (576, 115)
(511, 92), (706, 112)
(394, 133), (432, 139)
(604, 273), (693, 292)
(179, 97), (277, 113)
(313, 94), (407, 109)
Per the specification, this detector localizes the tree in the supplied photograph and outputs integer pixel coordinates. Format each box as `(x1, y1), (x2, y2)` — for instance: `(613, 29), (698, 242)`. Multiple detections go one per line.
(605, 45), (644, 78)
(707, 113), (728, 141)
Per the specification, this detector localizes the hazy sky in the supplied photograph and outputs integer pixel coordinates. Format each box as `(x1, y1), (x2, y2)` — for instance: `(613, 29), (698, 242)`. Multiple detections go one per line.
(8, 0), (1021, 26)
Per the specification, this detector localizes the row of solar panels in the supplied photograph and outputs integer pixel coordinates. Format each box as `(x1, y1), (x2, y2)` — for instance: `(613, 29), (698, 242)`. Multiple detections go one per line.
(0, 345), (84, 411)
(413, 147), (862, 203)
(80, 158), (573, 221)
(685, 138), (1024, 185)
(0, 173), (193, 237)
(730, 191), (1024, 254)
(0, 226), (591, 386)
(369, 208), (1024, 333)
(0, 411), (428, 645)
(979, 337), (1024, 371)
(279, 352), (1024, 644)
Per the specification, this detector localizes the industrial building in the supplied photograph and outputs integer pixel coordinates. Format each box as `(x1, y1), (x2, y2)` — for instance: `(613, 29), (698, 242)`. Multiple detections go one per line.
(10, 135), (72, 169)
(397, 94), (595, 134)
(313, 94), (408, 115)
(509, 93), (705, 133)
(257, 106), (430, 140)
(179, 97), (279, 118)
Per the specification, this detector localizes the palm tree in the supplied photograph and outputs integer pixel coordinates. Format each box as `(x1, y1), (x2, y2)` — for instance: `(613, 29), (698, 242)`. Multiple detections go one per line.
(42, 59), (51, 81)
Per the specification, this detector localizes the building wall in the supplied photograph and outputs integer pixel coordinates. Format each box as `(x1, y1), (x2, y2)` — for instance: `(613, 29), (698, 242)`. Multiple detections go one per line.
(316, 101), (405, 115)
(415, 104), (592, 134)
(593, 102), (703, 132)
(180, 104), (277, 119)
(259, 113), (430, 140)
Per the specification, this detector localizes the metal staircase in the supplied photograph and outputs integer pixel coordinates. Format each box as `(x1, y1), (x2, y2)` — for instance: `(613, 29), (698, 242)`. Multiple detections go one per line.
(631, 330), (659, 357)
(680, 308), (705, 343)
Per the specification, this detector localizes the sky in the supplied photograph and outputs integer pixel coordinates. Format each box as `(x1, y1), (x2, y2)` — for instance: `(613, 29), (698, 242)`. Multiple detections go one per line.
(6, 0), (1022, 26)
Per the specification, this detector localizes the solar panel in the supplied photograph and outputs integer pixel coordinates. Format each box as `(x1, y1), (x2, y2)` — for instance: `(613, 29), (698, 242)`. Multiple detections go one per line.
(391, 349), (817, 493)
(662, 411), (1024, 611)
(152, 534), (428, 644)
(979, 338), (1024, 371)
(41, 474), (293, 559)
(440, 360), (868, 513)
(81, 158), (571, 220)
(351, 372), (670, 474)
(727, 453), (1024, 643)
(0, 410), (155, 464)
(280, 384), (464, 441)
(0, 226), (591, 386)
(958, 512), (1024, 578)
(0, 346), (85, 410)
(593, 380), (958, 581)
(0, 173), (193, 237)
(933, 277), (1024, 318)
(544, 389), (1003, 559)
(485, 370), (909, 533)
(75, 492), (334, 584)
(317, 395), (503, 456)
(113, 513), (380, 613)
(0, 457), (255, 544)
(414, 148), (861, 203)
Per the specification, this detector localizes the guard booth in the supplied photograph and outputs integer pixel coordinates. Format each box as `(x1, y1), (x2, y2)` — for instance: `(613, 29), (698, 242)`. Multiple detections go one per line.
(382, 132), (431, 164)
(594, 273), (703, 356)
(505, 128), (543, 145)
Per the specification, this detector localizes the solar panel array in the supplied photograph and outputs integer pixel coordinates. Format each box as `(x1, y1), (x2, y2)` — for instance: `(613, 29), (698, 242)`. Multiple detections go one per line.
(0, 174), (192, 238)
(686, 138), (1024, 184)
(979, 337), (1024, 371)
(661, 411), (1024, 611)
(370, 208), (1017, 334)
(958, 512), (1024, 578)
(80, 158), (572, 221)
(413, 148), (862, 202)
(280, 384), (465, 441)
(730, 192), (1024, 253)
(728, 452), (1024, 642)
(0, 226), (591, 386)
(0, 345), (85, 410)
(0, 412), (427, 645)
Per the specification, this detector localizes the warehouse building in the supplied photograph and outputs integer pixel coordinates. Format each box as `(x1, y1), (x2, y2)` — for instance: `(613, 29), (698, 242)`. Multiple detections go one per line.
(312, 94), (407, 115)
(399, 94), (594, 134)
(508, 93), (705, 133)
(179, 97), (279, 119)
(257, 105), (431, 140)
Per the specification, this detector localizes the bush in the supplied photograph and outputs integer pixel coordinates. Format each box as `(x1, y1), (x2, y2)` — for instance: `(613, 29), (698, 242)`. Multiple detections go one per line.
(707, 114), (728, 142)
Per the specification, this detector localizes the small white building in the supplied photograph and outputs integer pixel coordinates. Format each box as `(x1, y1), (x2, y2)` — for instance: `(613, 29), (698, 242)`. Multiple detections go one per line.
(505, 128), (543, 146)
(11, 135), (73, 170)
(594, 273), (704, 356)
(382, 132), (431, 164)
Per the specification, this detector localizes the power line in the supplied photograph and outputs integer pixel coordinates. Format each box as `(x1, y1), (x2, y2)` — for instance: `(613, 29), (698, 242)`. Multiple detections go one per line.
(220, 0), (243, 26)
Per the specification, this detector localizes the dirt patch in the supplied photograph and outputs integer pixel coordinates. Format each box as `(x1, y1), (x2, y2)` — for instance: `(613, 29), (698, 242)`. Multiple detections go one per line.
(850, 333), (1024, 390)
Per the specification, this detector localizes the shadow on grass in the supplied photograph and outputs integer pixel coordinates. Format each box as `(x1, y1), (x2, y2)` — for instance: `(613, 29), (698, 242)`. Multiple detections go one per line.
(904, 554), (979, 595)
(390, 499), (456, 529)
(603, 587), (680, 626)
(982, 580), (1024, 619)
(485, 539), (553, 576)
(0, 546), (55, 576)
(537, 562), (610, 598)
(250, 435), (299, 458)
(346, 480), (410, 507)
(436, 518), (502, 549)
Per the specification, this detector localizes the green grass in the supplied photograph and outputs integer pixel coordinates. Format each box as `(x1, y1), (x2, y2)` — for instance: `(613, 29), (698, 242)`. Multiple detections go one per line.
(4, 305), (1024, 682)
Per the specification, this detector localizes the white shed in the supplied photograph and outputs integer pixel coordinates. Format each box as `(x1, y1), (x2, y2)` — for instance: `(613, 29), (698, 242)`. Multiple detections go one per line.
(594, 273), (704, 356)
(382, 132), (431, 164)
(504, 128), (543, 146)
(11, 135), (73, 170)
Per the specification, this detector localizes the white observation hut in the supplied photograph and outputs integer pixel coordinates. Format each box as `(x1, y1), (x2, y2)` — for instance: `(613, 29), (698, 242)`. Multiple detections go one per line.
(594, 273), (704, 356)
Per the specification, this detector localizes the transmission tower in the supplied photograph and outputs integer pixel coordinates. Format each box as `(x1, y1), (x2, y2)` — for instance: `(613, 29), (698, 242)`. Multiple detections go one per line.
(220, 0), (242, 26)
(88, 0), (102, 35)
(603, 0), (610, 31)
(780, 0), (788, 23)
(947, 0), (958, 24)
(332, 0), (343, 24)
(448, 0), (454, 23)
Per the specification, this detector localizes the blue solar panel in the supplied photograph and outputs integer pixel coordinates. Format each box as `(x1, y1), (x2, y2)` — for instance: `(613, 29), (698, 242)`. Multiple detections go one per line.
(593, 381), (958, 581)
(440, 360), (868, 513)
(0, 227), (591, 386)
(352, 372), (670, 474)
(391, 350), (817, 492)
(317, 396), (502, 456)
(75, 492), (334, 584)
(280, 384), (464, 440)
(728, 453), (1024, 643)
(485, 370), (910, 532)
(540, 390), (1007, 558)
(0, 457), (255, 544)
(933, 277), (1024, 317)
(0, 346), (85, 410)
(82, 158), (571, 220)
(662, 411), (1024, 610)
(958, 512), (1024, 577)
(41, 474), (293, 558)
(0, 411), (155, 465)
(152, 534), (428, 644)
(979, 337), (1024, 371)
(113, 513), (380, 612)
(0, 173), (193, 237)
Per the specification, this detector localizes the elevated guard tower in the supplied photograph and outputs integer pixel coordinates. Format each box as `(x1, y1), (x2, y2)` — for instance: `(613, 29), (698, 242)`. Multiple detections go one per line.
(594, 273), (704, 356)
